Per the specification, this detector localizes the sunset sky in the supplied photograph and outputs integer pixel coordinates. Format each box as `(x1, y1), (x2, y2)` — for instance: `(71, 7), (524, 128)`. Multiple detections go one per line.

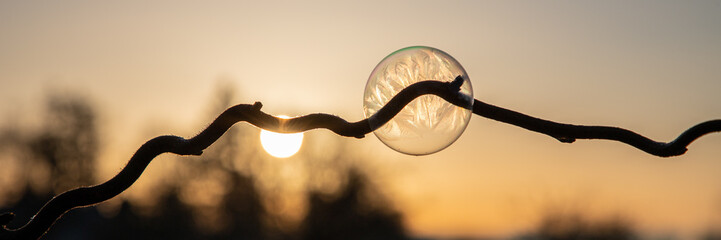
(1, 1), (721, 238)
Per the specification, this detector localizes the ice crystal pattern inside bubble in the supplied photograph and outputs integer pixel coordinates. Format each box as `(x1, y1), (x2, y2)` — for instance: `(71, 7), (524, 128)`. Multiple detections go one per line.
(363, 46), (473, 155)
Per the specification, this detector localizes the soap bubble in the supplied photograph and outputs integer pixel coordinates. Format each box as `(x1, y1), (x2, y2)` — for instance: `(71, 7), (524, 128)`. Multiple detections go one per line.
(363, 46), (473, 155)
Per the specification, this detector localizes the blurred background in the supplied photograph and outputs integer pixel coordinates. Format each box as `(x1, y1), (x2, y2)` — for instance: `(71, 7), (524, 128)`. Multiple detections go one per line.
(1, 1), (720, 239)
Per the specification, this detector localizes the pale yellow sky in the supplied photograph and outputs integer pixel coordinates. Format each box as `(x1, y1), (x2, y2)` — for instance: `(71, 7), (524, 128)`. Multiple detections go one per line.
(1, 0), (721, 238)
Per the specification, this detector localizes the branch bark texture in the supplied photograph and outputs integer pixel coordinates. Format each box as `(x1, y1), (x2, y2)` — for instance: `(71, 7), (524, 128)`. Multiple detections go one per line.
(2, 77), (719, 239)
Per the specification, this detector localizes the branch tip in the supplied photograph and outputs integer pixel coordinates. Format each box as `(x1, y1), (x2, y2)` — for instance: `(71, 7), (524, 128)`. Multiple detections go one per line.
(252, 101), (263, 111)
(449, 75), (464, 91)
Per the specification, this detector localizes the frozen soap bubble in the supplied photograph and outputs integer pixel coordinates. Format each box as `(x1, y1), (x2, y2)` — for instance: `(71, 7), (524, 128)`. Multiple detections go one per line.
(363, 46), (473, 155)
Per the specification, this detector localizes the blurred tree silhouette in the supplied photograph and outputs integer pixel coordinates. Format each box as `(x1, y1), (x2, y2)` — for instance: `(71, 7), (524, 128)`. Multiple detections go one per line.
(95, 84), (268, 239)
(170, 84), (267, 239)
(704, 232), (721, 240)
(301, 168), (407, 240)
(514, 210), (636, 240)
(0, 92), (101, 238)
(1, 86), (409, 239)
(33, 93), (98, 194)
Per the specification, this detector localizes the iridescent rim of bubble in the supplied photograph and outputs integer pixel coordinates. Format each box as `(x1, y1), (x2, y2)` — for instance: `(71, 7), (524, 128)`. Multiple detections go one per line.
(363, 46), (473, 155)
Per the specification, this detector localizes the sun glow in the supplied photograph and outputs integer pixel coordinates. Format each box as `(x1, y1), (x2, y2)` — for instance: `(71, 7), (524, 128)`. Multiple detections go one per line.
(259, 116), (304, 158)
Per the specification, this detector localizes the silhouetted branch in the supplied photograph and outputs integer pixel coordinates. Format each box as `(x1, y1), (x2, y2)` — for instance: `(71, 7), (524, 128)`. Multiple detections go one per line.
(473, 100), (721, 157)
(2, 76), (719, 239)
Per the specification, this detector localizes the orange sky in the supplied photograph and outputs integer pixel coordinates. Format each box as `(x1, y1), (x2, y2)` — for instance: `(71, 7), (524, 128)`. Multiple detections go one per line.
(1, 1), (720, 238)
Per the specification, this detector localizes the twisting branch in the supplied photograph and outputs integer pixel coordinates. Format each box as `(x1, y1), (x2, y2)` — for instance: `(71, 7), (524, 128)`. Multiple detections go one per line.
(1, 76), (719, 239)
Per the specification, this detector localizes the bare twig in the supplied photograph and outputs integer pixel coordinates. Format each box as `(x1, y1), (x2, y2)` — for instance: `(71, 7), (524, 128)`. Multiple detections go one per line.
(1, 76), (719, 239)
(473, 100), (721, 157)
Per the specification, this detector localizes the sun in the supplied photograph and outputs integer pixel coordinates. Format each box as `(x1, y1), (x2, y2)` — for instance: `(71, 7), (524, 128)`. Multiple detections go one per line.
(260, 130), (303, 158)
(259, 118), (304, 158)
